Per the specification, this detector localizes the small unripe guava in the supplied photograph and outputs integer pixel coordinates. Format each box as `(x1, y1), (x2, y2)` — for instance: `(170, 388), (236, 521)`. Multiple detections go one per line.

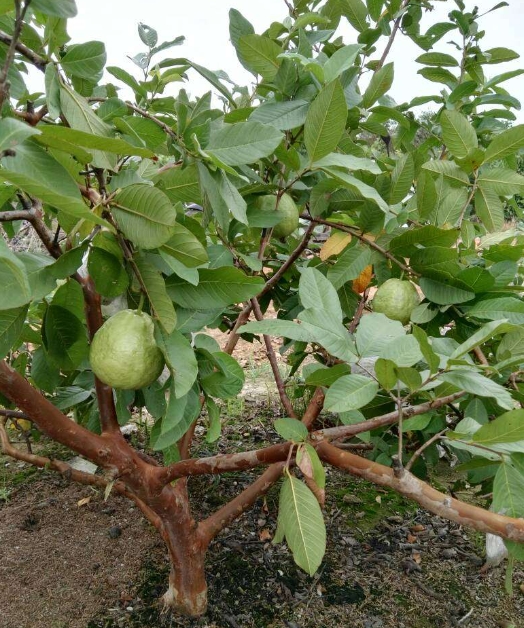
(256, 193), (300, 238)
(89, 309), (165, 390)
(371, 279), (420, 325)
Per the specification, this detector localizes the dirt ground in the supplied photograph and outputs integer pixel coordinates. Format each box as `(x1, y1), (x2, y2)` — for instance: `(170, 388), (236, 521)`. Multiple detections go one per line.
(1, 331), (524, 628)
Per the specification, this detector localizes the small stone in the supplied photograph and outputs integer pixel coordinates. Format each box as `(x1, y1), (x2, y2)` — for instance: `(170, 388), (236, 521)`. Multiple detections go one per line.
(441, 548), (457, 559)
(343, 494), (363, 504)
(108, 526), (122, 539)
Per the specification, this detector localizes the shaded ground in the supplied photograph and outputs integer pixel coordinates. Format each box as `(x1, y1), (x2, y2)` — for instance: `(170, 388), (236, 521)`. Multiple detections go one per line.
(1, 437), (523, 628)
(1, 331), (523, 627)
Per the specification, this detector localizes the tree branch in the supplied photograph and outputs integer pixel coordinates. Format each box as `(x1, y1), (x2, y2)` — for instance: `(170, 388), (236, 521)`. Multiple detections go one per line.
(377, 0), (411, 70)
(301, 214), (418, 277)
(0, 359), (116, 465)
(0, 1), (32, 108)
(315, 391), (466, 442)
(316, 440), (524, 543)
(224, 222), (316, 355)
(0, 418), (161, 528)
(251, 297), (296, 418)
(80, 276), (121, 434)
(0, 28), (47, 72)
(198, 388), (324, 542)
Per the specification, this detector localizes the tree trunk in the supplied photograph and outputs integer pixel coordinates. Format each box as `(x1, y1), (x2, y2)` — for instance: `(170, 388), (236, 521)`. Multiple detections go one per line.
(152, 483), (209, 617)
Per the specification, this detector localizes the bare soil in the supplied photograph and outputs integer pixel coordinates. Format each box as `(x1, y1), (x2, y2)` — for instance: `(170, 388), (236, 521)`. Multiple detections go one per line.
(1, 331), (523, 628)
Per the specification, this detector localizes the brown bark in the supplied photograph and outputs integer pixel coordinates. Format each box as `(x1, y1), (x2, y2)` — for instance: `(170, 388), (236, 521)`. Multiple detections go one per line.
(199, 388), (325, 542)
(317, 440), (524, 543)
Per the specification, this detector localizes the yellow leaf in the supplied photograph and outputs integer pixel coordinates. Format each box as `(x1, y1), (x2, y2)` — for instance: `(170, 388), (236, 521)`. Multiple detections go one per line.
(352, 265), (373, 294)
(319, 231), (352, 261)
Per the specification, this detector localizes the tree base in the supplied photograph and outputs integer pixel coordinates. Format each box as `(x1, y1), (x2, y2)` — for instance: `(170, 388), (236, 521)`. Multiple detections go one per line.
(162, 581), (208, 617)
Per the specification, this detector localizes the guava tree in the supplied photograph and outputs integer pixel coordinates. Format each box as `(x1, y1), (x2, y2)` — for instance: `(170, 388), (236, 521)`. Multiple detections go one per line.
(2, 0), (524, 617)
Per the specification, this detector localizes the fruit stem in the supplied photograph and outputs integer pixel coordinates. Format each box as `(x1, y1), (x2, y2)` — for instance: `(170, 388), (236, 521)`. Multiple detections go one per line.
(137, 293), (145, 314)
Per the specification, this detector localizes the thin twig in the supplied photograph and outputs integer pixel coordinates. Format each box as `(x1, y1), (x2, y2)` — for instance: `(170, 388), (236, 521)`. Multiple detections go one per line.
(0, 1), (33, 107)
(0, 28), (47, 72)
(377, 0), (411, 70)
(405, 429), (447, 472)
(224, 222), (316, 354)
(348, 289), (369, 334)
(251, 297), (296, 418)
(301, 214), (418, 277)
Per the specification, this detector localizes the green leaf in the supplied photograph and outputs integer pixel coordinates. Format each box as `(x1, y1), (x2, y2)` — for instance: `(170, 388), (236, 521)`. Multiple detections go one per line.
(304, 363), (352, 387)
(160, 223), (208, 268)
(477, 168), (524, 196)
(43, 305), (88, 371)
(463, 297), (524, 324)
(275, 475), (326, 575)
(389, 153), (414, 204)
(474, 186), (504, 232)
(299, 268), (342, 321)
(87, 248), (128, 298)
(380, 335), (423, 368)
(0, 240), (31, 310)
(18, 252), (56, 301)
(0, 118), (40, 152)
(138, 23), (158, 47)
(200, 352), (245, 399)
(154, 164), (202, 204)
(323, 44), (363, 83)
(298, 308), (356, 362)
(237, 34), (282, 80)
(112, 184), (177, 249)
(154, 386), (201, 449)
(249, 100), (309, 131)
(355, 313), (405, 357)
(324, 374), (379, 412)
(415, 52), (459, 67)
(450, 320), (513, 361)
(298, 443), (326, 489)
(31, 346), (61, 393)
(61, 41), (106, 80)
(374, 358), (397, 391)
(38, 126), (154, 158)
(206, 121), (283, 166)
(305, 80), (348, 163)
(218, 172), (247, 224)
(320, 168), (388, 212)
(0, 306), (28, 359)
(484, 47), (520, 64)
(60, 85), (117, 171)
(412, 325), (440, 374)
(422, 160), (470, 186)
(31, 0), (77, 17)
(439, 370), (513, 410)
(493, 456), (524, 559)
(154, 327), (198, 398)
(205, 396), (222, 443)
(166, 267), (264, 310)
(327, 246), (372, 290)
(312, 152), (381, 174)
(418, 278), (474, 306)
(241, 319), (316, 343)
(361, 63), (394, 109)
(474, 410), (524, 445)
(389, 226), (459, 257)
(274, 418), (308, 442)
(0, 142), (109, 228)
(484, 125), (524, 163)
(440, 110), (478, 159)
(134, 256), (177, 334)
(340, 0), (369, 32)
(497, 328), (524, 361)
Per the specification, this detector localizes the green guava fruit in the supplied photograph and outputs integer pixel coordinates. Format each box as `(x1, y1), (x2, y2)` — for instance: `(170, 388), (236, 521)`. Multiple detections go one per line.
(256, 193), (300, 238)
(371, 279), (420, 325)
(89, 309), (165, 390)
